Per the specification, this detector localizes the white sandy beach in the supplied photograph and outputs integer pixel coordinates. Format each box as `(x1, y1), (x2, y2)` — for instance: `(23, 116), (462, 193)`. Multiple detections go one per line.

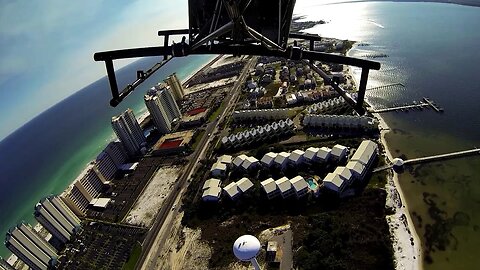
(376, 111), (423, 270)
(345, 44), (422, 269)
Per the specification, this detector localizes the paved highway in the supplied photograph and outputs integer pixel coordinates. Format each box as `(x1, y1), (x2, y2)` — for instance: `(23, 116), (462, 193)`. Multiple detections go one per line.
(136, 56), (256, 270)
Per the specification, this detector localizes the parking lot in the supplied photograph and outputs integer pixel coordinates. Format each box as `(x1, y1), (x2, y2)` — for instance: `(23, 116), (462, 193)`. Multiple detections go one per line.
(85, 156), (175, 223)
(58, 222), (147, 270)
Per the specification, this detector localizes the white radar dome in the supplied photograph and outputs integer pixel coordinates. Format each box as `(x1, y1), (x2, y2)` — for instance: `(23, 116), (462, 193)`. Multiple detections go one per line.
(392, 158), (404, 167)
(233, 235), (261, 261)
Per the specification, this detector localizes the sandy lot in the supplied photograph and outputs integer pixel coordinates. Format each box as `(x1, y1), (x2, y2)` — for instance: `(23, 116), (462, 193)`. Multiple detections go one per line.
(210, 55), (249, 69)
(125, 166), (180, 227)
(185, 76), (237, 95)
(155, 213), (212, 270)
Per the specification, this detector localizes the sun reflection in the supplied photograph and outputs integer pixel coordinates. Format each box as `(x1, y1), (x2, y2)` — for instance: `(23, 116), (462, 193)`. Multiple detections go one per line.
(294, 1), (377, 41)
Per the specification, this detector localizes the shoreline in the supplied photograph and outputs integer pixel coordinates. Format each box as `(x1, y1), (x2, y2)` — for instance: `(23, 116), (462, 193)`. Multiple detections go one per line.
(182, 55), (223, 87)
(2, 56), (221, 263)
(346, 46), (422, 269)
(376, 112), (423, 270)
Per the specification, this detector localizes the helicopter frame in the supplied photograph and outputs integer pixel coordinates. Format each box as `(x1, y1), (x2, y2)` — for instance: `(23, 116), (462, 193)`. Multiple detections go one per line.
(93, 0), (380, 115)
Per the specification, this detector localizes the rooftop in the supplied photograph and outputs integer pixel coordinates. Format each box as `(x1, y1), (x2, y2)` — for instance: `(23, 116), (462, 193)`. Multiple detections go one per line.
(90, 198), (111, 208)
(276, 177), (292, 193)
(346, 161), (366, 176)
(203, 178), (221, 190)
(323, 173), (345, 191)
(274, 152), (290, 165)
(211, 162), (227, 172)
(334, 166), (353, 181)
(290, 176), (308, 192)
(289, 149), (305, 163)
(304, 147), (320, 160)
(218, 155), (233, 164)
(261, 178), (277, 194)
(261, 152), (277, 165)
(237, 178), (254, 193)
(224, 182), (240, 198)
(202, 186), (222, 199)
(153, 130), (194, 151)
(351, 140), (378, 165)
(242, 156), (259, 170)
(331, 144), (348, 158)
(316, 147), (331, 160)
(233, 154), (248, 167)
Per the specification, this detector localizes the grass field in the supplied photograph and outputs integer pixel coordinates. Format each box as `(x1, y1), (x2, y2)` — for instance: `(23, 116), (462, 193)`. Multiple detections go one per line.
(208, 102), (226, 122)
(191, 130), (206, 150)
(122, 242), (142, 270)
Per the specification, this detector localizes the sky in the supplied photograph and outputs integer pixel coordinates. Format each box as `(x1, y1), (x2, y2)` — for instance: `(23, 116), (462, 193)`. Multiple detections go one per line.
(0, 0), (190, 141)
(0, 0), (350, 141)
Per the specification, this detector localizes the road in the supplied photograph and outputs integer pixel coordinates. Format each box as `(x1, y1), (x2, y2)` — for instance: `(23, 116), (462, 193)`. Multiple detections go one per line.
(136, 56), (257, 270)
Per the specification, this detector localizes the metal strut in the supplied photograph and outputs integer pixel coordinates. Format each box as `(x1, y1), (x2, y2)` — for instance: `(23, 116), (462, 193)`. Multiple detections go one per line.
(94, 29), (379, 114)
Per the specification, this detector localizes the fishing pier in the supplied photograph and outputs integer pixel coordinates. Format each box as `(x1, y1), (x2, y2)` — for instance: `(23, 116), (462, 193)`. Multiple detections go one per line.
(369, 97), (443, 113)
(373, 148), (480, 172)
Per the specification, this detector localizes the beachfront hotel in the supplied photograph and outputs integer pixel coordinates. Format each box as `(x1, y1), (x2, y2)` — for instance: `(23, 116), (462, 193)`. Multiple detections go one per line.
(144, 85), (182, 134)
(144, 92), (172, 134)
(34, 196), (81, 244)
(155, 84), (182, 123)
(103, 141), (127, 166)
(164, 73), (185, 101)
(111, 109), (146, 157)
(93, 141), (128, 180)
(5, 223), (58, 270)
(0, 258), (14, 270)
(60, 163), (109, 216)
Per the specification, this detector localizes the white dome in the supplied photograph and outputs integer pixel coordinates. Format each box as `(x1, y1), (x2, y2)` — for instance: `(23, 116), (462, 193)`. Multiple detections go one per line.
(392, 158), (404, 167)
(233, 235), (261, 261)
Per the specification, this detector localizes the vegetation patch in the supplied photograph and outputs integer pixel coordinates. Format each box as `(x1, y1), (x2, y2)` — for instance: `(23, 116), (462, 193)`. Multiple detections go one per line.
(181, 176), (394, 270)
(209, 102), (226, 122)
(191, 130), (206, 150)
(122, 242), (142, 270)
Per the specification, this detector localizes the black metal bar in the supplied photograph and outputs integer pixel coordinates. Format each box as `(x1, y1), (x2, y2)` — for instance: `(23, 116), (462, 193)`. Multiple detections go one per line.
(94, 44), (379, 109)
(105, 60), (119, 103)
(95, 44), (380, 70)
(94, 46), (174, 61)
(307, 60), (365, 115)
(110, 59), (173, 107)
(357, 67), (370, 113)
(302, 50), (380, 70)
(157, 29), (189, 36)
(289, 32), (322, 41)
(163, 36), (169, 60)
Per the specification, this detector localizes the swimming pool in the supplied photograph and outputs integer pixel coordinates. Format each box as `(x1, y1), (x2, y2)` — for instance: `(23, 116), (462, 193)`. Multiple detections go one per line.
(307, 178), (318, 189)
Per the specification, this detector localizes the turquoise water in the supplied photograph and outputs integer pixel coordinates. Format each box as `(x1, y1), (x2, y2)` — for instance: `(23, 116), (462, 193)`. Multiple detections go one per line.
(0, 54), (216, 258)
(296, 2), (480, 269)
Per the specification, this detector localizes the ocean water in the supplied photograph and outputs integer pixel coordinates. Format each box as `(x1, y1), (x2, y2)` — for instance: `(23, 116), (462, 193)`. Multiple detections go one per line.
(296, 1), (480, 269)
(0, 54), (215, 258)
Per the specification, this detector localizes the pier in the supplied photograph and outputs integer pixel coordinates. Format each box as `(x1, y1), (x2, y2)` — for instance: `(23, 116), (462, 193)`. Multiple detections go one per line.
(360, 53), (389, 59)
(369, 97), (443, 113)
(422, 97), (444, 112)
(403, 148), (480, 165)
(367, 83), (405, 92)
(371, 102), (429, 113)
(373, 148), (480, 172)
